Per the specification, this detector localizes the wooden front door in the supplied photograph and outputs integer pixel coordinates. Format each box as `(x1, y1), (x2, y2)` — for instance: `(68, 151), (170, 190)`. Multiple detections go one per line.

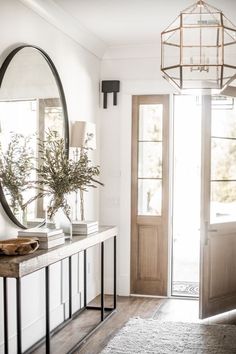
(131, 95), (169, 296)
(200, 95), (236, 318)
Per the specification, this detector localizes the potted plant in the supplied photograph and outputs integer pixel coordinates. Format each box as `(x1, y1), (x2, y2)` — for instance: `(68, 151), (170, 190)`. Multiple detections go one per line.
(36, 130), (103, 237)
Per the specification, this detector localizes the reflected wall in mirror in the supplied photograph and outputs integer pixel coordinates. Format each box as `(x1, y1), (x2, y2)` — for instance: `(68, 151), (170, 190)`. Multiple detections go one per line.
(0, 46), (69, 228)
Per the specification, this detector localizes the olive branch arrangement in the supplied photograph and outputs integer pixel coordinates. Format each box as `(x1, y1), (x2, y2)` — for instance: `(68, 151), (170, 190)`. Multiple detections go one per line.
(0, 130), (103, 225)
(36, 130), (103, 221)
(0, 133), (35, 215)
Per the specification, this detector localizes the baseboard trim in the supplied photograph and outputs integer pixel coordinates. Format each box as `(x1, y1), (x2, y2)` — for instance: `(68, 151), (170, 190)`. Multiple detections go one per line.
(130, 294), (168, 299)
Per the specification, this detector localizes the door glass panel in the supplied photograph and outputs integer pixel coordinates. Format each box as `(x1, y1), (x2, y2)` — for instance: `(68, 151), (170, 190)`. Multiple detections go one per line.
(211, 138), (236, 180)
(137, 103), (163, 216)
(138, 179), (162, 216)
(211, 181), (236, 222)
(139, 104), (163, 141)
(210, 99), (236, 224)
(212, 103), (236, 139)
(138, 142), (162, 178)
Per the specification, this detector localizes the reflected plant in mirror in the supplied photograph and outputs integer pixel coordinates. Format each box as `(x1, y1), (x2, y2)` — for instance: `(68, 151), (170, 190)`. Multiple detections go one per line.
(0, 133), (35, 223)
(0, 45), (69, 228)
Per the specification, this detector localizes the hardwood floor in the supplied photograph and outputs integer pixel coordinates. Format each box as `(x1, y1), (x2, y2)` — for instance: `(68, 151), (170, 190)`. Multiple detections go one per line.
(77, 296), (163, 354)
(33, 296), (236, 354)
(154, 298), (236, 325)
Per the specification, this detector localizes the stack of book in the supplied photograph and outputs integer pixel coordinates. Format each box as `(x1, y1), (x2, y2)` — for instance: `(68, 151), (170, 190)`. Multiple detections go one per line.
(18, 228), (65, 249)
(72, 221), (98, 235)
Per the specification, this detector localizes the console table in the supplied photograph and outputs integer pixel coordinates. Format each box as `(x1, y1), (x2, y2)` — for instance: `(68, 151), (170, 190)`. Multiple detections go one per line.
(0, 225), (117, 354)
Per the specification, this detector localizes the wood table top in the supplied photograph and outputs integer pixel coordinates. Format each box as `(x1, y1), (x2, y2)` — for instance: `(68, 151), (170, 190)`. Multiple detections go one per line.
(0, 226), (117, 278)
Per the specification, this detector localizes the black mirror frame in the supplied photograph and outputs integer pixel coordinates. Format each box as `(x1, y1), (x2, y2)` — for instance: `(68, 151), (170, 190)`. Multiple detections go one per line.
(0, 45), (69, 229)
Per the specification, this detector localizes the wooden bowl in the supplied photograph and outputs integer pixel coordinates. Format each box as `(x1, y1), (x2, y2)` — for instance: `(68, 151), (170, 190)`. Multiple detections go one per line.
(0, 238), (39, 256)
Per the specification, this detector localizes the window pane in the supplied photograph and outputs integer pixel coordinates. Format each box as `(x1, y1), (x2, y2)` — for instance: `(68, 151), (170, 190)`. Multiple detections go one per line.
(138, 142), (162, 178)
(211, 181), (236, 223)
(139, 104), (163, 141)
(212, 104), (236, 138)
(138, 179), (162, 216)
(211, 138), (236, 180)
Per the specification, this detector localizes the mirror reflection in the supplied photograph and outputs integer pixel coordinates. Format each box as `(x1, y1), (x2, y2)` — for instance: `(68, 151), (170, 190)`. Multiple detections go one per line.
(0, 46), (67, 228)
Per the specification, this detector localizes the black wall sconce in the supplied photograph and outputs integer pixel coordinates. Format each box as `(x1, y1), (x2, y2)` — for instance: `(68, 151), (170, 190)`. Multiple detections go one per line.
(101, 80), (120, 109)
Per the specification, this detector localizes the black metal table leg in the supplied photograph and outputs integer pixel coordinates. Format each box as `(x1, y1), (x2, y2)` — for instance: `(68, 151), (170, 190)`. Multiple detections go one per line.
(84, 250), (87, 307)
(3, 278), (9, 354)
(114, 236), (117, 309)
(101, 242), (104, 321)
(16, 278), (22, 354)
(69, 256), (72, 319)
(45, 267), (50, 354)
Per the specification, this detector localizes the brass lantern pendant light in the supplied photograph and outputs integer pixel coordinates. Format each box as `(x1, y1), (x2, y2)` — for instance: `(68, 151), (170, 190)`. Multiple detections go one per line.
(161, 0), (236, 90)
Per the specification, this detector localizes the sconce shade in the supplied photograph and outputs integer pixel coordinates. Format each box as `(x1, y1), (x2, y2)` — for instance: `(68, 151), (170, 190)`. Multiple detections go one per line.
(161, 0), (236, 90)
(70, 121), (96, 150)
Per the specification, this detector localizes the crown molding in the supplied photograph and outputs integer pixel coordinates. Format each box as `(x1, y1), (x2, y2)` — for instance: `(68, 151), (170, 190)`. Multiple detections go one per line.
(19, 0), (107, 59)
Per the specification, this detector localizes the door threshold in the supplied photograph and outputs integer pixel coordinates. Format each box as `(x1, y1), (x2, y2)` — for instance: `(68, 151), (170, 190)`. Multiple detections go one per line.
(130, 294), (198, 300)
(170, 295), (199, 301)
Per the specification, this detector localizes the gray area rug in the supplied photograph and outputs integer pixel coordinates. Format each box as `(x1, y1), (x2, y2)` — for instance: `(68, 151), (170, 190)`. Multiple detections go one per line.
(101, 318), (236, 353)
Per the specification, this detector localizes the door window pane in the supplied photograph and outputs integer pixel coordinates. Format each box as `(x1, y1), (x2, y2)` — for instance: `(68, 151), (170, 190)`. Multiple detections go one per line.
(139, 104), (163, 141)
(212, 106), (236, 139)
(138, 179), (162, 215)
(210, 99), (236, 224)
(138, 142), (162, 178)
(211, 181), (236, 223)
(211, 138), (236, 180)
(137, 103), (163, 216)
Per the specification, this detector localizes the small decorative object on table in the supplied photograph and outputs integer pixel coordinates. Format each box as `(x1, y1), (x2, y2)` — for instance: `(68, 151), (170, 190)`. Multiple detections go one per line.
(18, 227), (65, 249)
(72, 220), (98, 235)
(0, 238), (39, 256)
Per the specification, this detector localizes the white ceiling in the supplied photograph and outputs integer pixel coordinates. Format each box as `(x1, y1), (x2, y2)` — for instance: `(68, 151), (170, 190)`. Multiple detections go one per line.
(53, 0), (236, 46)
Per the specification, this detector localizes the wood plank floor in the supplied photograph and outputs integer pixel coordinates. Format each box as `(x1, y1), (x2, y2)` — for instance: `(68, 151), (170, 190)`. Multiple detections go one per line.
(33, 296), (236, 354)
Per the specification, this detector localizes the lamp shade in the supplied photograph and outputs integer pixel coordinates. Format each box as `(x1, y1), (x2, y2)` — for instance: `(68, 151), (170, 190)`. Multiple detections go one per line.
(70, 121), (96, 150)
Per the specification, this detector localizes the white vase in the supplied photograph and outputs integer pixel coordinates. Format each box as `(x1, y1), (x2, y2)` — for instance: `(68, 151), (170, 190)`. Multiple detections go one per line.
(45, 209), (59, 229)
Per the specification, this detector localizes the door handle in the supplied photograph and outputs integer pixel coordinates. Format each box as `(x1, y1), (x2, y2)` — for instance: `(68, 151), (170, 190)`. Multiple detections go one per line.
(208, 229), (217, 232)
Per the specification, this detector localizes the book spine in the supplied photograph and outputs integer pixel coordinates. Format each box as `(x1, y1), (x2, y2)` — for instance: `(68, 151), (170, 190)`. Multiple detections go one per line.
(39, 239), (65, 249)
(72, 223), (98, 228)
(72, 225), (98, 231)
(73, 229), (98, 235)
(18, 230), (63, 238)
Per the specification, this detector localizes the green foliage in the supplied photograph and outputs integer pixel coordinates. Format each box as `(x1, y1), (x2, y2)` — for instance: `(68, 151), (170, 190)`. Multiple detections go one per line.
(37, 130), (103, 220)
(0, 133), (34, 214)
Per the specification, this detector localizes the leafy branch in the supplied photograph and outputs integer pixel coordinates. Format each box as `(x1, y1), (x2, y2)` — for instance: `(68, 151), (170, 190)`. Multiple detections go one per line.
(36, 130), (103, 221)
(0, 133), (35, 215)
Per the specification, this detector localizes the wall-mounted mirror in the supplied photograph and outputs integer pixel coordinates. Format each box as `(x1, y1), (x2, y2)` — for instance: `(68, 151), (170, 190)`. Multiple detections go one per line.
(0, 45), (69, 228)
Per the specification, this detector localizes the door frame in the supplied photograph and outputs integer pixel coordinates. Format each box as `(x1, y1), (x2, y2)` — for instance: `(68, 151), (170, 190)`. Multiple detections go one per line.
(130, 94), (171, 296)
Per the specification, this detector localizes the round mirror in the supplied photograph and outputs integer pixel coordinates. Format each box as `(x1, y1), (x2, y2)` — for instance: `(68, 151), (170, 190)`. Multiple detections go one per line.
(0, 45), (69, 228)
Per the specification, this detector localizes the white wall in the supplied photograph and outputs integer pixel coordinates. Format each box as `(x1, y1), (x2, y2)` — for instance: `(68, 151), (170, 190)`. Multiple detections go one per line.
(100, 27), (236, 296)
(100, 44), (176, 296)
(0, 1), (101, 352)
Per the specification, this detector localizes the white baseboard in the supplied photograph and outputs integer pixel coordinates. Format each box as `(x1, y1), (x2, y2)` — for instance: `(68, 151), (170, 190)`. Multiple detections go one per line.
(118, 274), (130, 296)
(130, 294), (168, 299)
